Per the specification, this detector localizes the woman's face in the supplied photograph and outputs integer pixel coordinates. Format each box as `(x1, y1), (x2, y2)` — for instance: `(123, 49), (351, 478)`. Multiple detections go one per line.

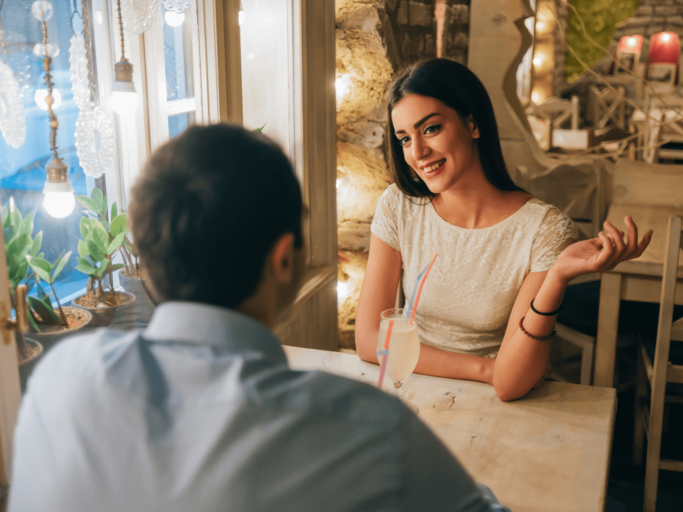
(391, 94), (480, 195)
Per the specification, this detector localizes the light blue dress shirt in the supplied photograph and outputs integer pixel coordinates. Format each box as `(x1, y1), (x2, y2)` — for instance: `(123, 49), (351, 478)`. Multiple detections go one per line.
(9, 302), (509, 512)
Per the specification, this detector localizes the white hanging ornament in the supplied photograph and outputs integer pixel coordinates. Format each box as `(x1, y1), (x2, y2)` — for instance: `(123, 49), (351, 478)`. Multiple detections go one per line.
(161, 0), (190, 14)
(75, 105), (115, 178)
(69, 34), (90, 110)
(120, 0), (158, 35)
(0, 61), (26, 148)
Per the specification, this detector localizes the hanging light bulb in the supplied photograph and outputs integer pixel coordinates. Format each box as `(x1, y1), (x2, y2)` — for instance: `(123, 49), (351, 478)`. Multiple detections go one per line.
(43, 159), (75, 218)
(164, 10), (185, 27)
(110, 0), (138, 115)
(662, 32), (672, 43)
(33, 0), (75, 219)
(35, 88), (61, 110)
(110, 61), (138, 114)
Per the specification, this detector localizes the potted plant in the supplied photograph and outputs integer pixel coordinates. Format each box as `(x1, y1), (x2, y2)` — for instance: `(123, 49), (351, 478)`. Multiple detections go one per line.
(73, 188), (135, 326)
(3, 201), (44, 366)
(3, 200), (92, 390)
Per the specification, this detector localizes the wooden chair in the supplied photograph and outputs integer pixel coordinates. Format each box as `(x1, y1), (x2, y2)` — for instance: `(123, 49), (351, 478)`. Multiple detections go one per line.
(633, 215), (683, 512)
(591, 85), (626, 131)
(591, 86), (626, 130)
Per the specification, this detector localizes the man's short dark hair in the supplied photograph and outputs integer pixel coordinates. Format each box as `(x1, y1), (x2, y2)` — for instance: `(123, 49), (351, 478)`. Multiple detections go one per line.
(129, 123), (303, 309)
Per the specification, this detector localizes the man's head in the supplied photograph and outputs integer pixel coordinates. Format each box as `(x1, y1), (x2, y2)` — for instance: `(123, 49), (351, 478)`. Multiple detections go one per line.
(129, 124), (305, 323)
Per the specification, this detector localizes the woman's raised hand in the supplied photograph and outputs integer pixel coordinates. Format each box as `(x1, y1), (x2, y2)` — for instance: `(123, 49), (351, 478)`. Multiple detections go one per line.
(551, 216), (653, 284)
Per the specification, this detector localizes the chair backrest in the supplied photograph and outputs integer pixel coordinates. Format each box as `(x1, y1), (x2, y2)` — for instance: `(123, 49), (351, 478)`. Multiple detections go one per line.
(591, 85), (626, 130)
(653, 216), (683, 375)
(606, 159), (683, 264)
(517, 158), (608, 240)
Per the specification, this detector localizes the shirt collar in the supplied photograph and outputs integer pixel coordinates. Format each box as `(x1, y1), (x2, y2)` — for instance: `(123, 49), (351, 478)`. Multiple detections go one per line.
(144, 302), (288, 366)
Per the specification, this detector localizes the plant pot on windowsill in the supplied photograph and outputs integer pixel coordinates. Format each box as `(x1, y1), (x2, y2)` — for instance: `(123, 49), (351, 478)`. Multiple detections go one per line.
(21, 307), (92, 392)
(119, 267), (155, 327)
(17, 334), (43, 394)
(72, 291), (135, 327)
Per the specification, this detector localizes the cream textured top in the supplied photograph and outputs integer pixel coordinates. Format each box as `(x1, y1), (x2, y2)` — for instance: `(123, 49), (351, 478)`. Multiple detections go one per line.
(371, 185), (579, 357)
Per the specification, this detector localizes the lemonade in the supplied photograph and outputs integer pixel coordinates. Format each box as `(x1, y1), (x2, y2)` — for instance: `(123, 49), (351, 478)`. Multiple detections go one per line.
(376, 316), (420, 387)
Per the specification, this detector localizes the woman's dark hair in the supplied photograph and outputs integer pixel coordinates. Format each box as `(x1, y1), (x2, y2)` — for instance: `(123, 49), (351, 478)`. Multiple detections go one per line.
(386, 58), (522, 197)
(130, 123), (303, 309)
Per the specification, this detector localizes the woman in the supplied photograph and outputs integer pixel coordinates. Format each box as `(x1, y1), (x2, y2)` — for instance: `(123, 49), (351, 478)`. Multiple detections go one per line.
(356, 59), (652, 401)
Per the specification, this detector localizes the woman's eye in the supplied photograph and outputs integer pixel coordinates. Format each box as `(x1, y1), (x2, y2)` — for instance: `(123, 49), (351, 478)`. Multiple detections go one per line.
(424, 124), (441, 135)
(399, 136), (410, 146)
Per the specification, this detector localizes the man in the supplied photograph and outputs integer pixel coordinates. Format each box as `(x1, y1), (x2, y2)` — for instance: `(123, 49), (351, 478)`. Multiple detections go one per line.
(9, 125), (508, 511)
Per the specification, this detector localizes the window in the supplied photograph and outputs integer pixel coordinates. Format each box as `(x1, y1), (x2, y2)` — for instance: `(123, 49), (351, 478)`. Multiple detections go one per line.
(0, 0), (336, 484)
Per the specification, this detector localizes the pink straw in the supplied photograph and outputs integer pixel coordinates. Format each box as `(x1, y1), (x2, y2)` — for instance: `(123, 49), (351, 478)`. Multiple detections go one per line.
(408, 253), (438, 325)
(376, 319), (394, 388)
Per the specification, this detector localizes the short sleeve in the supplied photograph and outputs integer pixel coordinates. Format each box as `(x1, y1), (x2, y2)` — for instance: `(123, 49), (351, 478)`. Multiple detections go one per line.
(371, 185), (401, 251)
(529, 207), (580, 273)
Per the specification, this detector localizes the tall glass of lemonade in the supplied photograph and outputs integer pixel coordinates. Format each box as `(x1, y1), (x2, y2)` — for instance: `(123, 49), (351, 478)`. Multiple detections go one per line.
(376, 308), (420, 389)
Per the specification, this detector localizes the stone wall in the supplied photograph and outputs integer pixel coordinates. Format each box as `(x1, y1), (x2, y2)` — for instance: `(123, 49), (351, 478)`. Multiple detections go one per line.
(614, 1), (683, 43)
(335, 0), (470, 349)
(336, 0), (400, 349)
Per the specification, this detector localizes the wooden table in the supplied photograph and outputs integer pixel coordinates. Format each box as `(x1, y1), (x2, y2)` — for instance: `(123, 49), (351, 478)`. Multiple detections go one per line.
(284, 345), (617, 512)
(594, 260), (683, 388)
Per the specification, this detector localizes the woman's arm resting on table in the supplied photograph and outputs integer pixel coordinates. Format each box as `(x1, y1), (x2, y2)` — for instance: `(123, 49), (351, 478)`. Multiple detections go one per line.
(357, 235), (495, 383)
(493, 217), (653, 402)
(356, 234), (403, 363)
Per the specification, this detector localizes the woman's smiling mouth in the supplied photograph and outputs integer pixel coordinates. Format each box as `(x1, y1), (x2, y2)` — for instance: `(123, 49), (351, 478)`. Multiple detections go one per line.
(421, 159), (446, 177)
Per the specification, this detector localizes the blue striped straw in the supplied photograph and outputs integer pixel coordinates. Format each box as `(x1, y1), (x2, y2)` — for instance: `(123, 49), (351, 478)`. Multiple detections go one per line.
(405, 261), (431, 322)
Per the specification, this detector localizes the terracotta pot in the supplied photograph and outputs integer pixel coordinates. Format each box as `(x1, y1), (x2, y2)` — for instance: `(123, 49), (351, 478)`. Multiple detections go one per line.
(119, 270), (155, 327)
(72, 291), (136, 328)
(18, 337), (44, 393)
(22, 306), (92, 392)
(29, 306), (93, 350)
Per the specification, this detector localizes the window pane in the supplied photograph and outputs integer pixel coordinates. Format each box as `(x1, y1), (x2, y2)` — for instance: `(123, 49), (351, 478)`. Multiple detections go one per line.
(168, 111), (195, 138)
(240, 0), (294, 156)
(163, 7), (194, 101)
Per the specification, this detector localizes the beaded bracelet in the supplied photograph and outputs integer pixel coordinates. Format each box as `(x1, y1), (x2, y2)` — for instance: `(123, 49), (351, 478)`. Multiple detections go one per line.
(519, 316), (557, 341)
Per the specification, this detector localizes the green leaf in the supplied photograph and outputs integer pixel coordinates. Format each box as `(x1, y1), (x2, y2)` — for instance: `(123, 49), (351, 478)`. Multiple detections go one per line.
(79, 217), (92, 240)
(91, 187), (105, 215)
(91, 226), (109, 254)
(111, 202), (118, 221)
(77, 195), (100, 213)
(77, 240), (87, 259)
(6, 234), (31, 267)
(52, 251), (72, 281)
(9, 260), (28, 289)
(30, 231), (43, 257)
(108, 233), (125, 254)
(28, 310), (40, 333)
(86, 240), (105, 262)
(110, 263), (125, 273)
(16, 210), (34, 238)
(26, 256), (51, 283)
(110, 214), (129, 237)
(76, 263), (98, 276)
(28, 296), (62, 326)
(10, 209), (21, 229)
(253, 123), (266, 133)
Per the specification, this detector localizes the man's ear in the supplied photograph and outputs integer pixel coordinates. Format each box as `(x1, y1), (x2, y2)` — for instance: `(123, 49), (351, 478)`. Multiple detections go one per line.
(270, 233), (295, 283)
